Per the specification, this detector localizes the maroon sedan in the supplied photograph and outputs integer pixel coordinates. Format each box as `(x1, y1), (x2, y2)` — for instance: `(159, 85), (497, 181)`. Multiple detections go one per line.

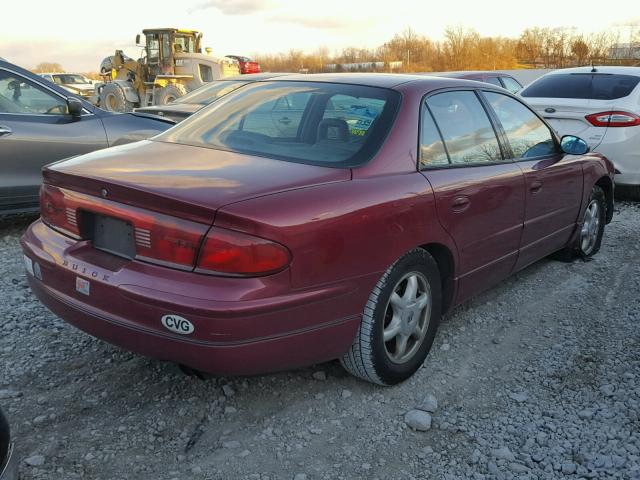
(21, 74), (614, 385)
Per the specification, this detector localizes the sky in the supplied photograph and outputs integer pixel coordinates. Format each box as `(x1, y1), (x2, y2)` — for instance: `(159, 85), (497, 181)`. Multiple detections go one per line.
(1, 0), (639, 72)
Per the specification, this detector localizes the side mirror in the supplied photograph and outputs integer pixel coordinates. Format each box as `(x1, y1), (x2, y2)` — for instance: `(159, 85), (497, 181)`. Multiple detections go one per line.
(560, 135), (589, 155)
(136, 34), (141, 46)
(67, 97), (83, 118)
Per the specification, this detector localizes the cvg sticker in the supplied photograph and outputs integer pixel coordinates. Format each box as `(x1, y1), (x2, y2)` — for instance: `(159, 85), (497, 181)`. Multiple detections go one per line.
(161, 314), (194, 335)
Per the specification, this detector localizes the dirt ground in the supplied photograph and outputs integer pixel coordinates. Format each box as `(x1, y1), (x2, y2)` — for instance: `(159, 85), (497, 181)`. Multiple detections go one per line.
(1, 202), (639, 480)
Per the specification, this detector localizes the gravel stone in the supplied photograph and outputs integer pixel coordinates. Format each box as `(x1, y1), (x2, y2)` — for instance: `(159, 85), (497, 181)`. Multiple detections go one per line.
(24, 454), (45, 466)
(419, 394), (438, 413)
(1, 203), (639, 479)
(404, 410), (432, 431)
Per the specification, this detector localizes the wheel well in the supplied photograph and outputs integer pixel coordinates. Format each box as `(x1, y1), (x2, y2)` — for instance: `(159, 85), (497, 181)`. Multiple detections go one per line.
(595, 176), (614, 223)
(419, 243), (455, 314)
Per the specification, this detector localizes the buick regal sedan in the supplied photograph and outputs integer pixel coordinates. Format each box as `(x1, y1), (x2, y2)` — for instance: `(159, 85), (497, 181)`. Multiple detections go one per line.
(21, 74), (614, 385)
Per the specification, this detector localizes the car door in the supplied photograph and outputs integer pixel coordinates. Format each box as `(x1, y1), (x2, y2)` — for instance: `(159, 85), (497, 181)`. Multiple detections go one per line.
(0, 68), (108, 211)
(420, 89), (525, 303)
(481, 90), (583, 270)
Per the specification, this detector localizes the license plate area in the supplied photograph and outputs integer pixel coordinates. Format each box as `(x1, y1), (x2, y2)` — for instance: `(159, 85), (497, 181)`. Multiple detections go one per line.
(82, 212), (136, 259)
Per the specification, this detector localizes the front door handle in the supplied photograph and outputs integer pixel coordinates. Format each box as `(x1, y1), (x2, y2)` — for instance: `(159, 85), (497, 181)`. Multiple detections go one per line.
(451, 195), (471, 212)
(278, 117), (292, 125)
(0, 125), (12, 137)
(530, 181), (543, 194)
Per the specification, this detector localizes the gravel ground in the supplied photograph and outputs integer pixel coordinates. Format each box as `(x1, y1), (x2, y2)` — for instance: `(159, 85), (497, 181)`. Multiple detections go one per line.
(1, 203), (639, 480)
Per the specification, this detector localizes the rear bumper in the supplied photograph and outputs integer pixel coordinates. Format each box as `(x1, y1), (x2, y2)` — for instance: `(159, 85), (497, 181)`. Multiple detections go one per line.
(0, 443), (17, 480)
(614, 172), (640, 187)
(21, 220), (364, 375)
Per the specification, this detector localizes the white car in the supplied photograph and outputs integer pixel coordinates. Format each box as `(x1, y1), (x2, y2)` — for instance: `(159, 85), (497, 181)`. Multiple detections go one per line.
(39, 72), (95, 99)
(520, 66), (640, 198)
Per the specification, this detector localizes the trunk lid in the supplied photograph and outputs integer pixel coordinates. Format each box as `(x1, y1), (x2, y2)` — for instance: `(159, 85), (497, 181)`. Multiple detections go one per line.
(43, 140), (350, 225)
(525, 97), (619, 148)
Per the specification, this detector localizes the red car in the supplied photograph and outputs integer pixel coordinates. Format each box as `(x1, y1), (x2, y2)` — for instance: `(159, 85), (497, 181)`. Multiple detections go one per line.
(226, 55), (261, 74)
(21, 74), (614, 385)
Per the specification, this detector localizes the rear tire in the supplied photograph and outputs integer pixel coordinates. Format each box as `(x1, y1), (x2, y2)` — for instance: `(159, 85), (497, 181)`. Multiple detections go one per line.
(153, 84), (187, 106)
(555, 185), (606, 261)
(340, 249), (442, 386)
(99, 83), (134, 112)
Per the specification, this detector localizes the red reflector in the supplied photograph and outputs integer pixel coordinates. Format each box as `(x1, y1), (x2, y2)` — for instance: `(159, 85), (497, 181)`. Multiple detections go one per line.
(197, 227), (291, 276)
(585, 111), (640, 127)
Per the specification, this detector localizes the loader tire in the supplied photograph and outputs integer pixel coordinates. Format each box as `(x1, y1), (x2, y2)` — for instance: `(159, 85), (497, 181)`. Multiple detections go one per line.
(100, 83), (134, 112)
(153, 84), (187, 106)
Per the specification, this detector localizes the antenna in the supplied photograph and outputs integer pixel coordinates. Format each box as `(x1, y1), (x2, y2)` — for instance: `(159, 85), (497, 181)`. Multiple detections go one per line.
(591, 61), (597, 73)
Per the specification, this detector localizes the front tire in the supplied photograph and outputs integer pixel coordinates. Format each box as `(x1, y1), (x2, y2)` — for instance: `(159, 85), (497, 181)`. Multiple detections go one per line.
(340, 249), (442, 386)
(99, 83), (135, 112)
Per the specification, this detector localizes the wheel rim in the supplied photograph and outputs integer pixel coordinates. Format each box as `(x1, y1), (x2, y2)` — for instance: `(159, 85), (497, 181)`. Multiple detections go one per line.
(382, 272), (431, 364)
(580, 199), (600, 255)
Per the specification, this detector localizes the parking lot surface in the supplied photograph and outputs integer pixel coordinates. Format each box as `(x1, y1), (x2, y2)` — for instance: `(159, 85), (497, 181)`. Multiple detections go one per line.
(1, 204), (639, 480)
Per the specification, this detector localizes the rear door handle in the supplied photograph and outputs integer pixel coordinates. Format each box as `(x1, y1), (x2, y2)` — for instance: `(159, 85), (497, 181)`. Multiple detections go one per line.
(451, 196), (471, 212)
(530, 181), (542, 194)
(0, 125), (12, 137)
(278, 117), (292, 125)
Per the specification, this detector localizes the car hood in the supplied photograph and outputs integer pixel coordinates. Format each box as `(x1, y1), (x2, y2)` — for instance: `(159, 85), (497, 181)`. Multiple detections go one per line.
(43, 140), (350, 224)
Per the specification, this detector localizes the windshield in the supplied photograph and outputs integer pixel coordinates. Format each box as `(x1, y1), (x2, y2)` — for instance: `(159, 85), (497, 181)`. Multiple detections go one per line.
(521, 73), (640, 100)
(175, 80), (249, 105)
(157, 81), (400, 168)
(174, 34), (196, 53)
(53, 74), (90, 85)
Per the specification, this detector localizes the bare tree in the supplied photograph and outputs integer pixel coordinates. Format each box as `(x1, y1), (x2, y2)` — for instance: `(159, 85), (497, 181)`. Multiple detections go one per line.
(32, 62), (64, 73)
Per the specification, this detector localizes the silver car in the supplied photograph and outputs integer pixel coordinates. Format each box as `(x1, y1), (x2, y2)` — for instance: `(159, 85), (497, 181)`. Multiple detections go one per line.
(0, 60), (175, 214)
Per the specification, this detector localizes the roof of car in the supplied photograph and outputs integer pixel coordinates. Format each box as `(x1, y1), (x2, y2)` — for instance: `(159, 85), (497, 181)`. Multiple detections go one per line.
(220, 72), (291, 81)
(264, 73), (427, 88)
(420, 71), (514, 78)
(545, 66), (640, 76)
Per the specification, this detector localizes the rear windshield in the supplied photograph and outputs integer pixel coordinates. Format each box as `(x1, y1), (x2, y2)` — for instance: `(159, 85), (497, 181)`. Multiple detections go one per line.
(157, 81), (400, 168)
(175, 80), (248, 105)
(521, 73), (640, 100)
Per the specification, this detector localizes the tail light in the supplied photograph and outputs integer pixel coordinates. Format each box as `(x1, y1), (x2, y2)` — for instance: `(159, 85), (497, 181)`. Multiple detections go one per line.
(196, 227), (291, 276)
(40, 184), (81, 238)
(585, 111), (640, 127)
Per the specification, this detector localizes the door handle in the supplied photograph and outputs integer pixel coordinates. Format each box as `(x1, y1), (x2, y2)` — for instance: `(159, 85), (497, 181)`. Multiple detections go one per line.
(278, 117), (292, 125)
(530, 181), (543, 194)
(451, 196), (471, 212)
(0, 125), (12, 137)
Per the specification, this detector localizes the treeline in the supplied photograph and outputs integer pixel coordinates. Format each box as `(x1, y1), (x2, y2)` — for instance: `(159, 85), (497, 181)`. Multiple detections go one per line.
(255, 26), (639, 73)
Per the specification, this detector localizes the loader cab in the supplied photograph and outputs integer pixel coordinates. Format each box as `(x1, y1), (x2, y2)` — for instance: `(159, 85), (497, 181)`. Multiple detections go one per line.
(140, 29), (202, 78)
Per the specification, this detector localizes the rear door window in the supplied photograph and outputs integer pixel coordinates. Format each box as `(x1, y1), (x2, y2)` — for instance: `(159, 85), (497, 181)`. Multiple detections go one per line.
(426, 90), (503, 165)
(486, 77), (502, 87)
(521, 73), (640, 100)
(484, 91), (556, 159)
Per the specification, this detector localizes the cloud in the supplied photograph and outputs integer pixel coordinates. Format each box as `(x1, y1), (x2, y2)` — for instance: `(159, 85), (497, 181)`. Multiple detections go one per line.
(269, 15), (352, 30)
(190, 0), (270, 14)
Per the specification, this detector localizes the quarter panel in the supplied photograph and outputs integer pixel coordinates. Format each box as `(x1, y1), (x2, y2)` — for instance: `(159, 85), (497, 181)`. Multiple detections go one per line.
(214, 173), (455, 291)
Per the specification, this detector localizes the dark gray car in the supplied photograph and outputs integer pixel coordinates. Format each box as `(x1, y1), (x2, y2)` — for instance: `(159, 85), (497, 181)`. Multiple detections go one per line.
(135, 73), (291, 122)
(0, 407), (16, 480)
(0, 60), (175, 214)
